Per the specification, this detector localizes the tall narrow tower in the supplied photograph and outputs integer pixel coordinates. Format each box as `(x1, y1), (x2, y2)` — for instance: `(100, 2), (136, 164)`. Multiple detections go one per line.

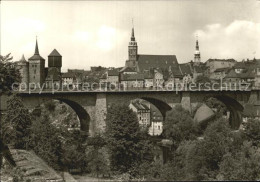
(28, 38), (45, 87)
(194, 36), (201, 64)
(128, 26), (138, 68)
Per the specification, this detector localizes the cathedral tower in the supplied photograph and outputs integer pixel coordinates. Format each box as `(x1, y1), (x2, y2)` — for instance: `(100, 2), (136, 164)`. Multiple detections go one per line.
(194, 36), (201, 64)
(28, 38), (45, 87)
(128, 27), (138, 68)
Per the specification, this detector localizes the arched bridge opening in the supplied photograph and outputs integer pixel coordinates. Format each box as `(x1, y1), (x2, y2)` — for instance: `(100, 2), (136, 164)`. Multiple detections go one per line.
(202, 94), (244, 129)
(140, 97), (172, 120)
(31, 98), (91, 134)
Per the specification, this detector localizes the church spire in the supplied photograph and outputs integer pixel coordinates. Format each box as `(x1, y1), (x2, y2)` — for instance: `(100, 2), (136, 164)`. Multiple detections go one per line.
(34, 37), (39, 55)
(196, 35), (199, 51)
(194, 34), (201, 64)
(131, 27), (135, 41)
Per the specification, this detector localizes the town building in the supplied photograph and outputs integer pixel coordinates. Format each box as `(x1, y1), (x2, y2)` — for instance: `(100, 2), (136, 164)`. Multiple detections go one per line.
(205, 58), (236, 73)
(148, 104), (163, 136)
(129, 100), (151, 127)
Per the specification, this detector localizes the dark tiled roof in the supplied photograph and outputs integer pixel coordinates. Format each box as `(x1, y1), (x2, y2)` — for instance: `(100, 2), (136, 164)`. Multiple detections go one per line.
(225, 69), (255, 79)
(107, 69), (119, 76)
(214, 67), (230, 73)
(45, 67), (61, 81)
(137, 54), (178, 72)
(121, 73), (144, 81)
(131, 101), (150, 110)
(179, 63), (192, 75)
(28, 54), (45, 61)
(18, 55), (27, 63)
(144, 72), (153, 79)
(206, 58), (236, 63)
(120, 67), (136, 73)
(193, 65), (204, 73)
(62, 72), (75, 78)
(48, 49), (61, 57)
(68, 69), (84, 73)
(234, 62), (246, 69)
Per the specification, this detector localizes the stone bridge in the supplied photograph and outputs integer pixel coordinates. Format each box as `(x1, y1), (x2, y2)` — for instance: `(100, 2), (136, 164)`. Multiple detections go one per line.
(1, 89), (259, 135)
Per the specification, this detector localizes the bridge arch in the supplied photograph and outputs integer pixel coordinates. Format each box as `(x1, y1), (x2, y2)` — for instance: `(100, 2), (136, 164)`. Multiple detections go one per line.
(203, 94), (244, 129)
(140, 97), (172, 120)
(56, 98), (90, 132)
(31, 98), (91, 134)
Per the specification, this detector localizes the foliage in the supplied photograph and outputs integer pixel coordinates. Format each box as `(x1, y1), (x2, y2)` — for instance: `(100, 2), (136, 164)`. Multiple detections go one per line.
(218, 141), (260, 180)
(205, 97), (227, 118)
(44, 100), (56, 112)
(28, 111), (63, 170)
(105, 104), (153, 173)
(243, 118), (260, 146)
(163, 105), (199, 149)
(0, 53), (21, 93)
(86, 145), (110, 177)
(2, 95), (31, 149)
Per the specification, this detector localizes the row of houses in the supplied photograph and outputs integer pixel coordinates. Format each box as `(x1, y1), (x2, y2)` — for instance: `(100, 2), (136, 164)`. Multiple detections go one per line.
(129, 99), (163, 136)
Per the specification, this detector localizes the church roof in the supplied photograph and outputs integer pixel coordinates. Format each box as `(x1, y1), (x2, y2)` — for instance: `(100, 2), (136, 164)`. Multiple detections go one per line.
(137, 54), (178, 72)
(48, 49), (61, 57)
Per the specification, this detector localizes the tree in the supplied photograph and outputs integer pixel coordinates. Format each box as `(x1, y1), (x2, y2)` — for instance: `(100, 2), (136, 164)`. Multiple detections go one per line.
(184, 118), (232, 180)
(105, 104), (152, 173)
(0, 53), (21, 93)
(163, 105), (199, 149)
(0, 54), (21, 167)
(28, 111), (63, 170)
(2, 94), (31, 149)
(205, 97), (227, 118)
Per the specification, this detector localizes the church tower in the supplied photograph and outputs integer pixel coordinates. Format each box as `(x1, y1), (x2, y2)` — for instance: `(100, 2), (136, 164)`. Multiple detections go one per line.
(128, 27), (138, 68)
(28, 38), (45, 87)
(194, 36), (201, 65)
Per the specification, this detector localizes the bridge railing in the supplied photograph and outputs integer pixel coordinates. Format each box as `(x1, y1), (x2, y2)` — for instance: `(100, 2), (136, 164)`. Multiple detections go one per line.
(15, 82), (254, 93)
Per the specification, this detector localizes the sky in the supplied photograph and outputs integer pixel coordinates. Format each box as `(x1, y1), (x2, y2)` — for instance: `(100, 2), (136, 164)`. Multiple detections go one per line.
(1, 0), (260, 72)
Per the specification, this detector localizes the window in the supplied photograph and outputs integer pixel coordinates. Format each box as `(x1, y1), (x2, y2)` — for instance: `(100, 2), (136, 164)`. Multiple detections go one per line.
(158, 126), (160, 130)
(34, 70), (36, 74)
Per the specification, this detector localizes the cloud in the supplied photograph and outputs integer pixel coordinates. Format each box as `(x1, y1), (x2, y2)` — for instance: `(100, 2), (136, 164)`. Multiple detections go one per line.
(73, 31), (92, 42)
(4, 17), (46, 37)
(194, 20), (260, 60)
(96, 25), (116, 51)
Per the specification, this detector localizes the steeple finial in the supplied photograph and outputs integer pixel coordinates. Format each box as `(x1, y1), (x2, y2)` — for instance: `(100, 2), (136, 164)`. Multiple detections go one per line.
(131, 19), (135, 42)
(35, 36), (39, 55)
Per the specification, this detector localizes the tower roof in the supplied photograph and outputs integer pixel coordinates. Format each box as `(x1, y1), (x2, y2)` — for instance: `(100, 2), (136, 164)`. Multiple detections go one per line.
(28, 38), (45, 60)
(48, 49), (61, 57)
(19, 54), (27, 63)
(131, 27), (135, 41)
